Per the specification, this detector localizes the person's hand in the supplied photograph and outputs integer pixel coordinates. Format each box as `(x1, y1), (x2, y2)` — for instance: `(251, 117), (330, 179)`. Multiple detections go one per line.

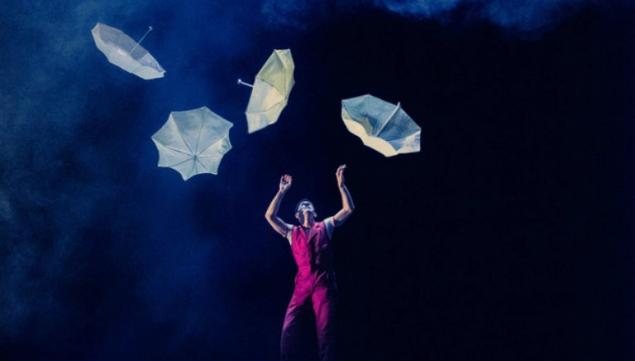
(336, 165), (346, 188)
(279, 174), (292, 194)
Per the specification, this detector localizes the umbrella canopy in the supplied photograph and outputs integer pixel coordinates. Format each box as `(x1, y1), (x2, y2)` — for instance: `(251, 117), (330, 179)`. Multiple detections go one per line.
(151, 107), (233, 180)
(341, 94), (421, 157)
(91, 23), (165, 80)
(238, 49), (295, 133)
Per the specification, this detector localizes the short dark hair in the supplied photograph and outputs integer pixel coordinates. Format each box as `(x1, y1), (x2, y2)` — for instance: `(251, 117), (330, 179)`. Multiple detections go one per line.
(295, 198), (313, 213)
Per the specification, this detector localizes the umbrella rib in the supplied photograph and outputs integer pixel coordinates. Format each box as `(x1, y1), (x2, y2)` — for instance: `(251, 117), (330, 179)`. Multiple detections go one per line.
(171, 119), (195, 154)
(376, 102), (400, 136)
(160, 144), (192, 156)
(259, 78), (280, 91)
(197, 134), (228, 155)
(195, 158), (209, 171)
(166, 158), (193, 168)
(194, 118), (205, 154)
(196, 153), (219, 158)
(190, 157), (198, 176)
(246, 101), (285, 115)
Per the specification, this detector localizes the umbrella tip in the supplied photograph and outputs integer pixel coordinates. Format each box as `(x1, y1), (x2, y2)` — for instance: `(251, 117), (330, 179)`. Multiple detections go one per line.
(237, 78), (254, 88)
(148, 26), (153, 31)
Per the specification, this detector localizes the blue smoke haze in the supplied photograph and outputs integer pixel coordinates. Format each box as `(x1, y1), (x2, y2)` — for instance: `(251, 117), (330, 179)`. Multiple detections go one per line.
(0, 0), (272, 345)
(262, 0), (596, 32)
(376, 0), (584, 31)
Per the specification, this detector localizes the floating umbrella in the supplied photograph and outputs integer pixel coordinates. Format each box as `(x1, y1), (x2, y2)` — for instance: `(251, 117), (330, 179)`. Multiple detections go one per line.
(91, 22), (165, 80)
(341, 94), (421, 157)
(237, 49), (295, 133)
(151, 107), (233, 180)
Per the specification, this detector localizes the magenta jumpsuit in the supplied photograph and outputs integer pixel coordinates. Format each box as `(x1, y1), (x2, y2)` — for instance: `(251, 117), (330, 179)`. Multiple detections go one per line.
(280, 218), (336, 361)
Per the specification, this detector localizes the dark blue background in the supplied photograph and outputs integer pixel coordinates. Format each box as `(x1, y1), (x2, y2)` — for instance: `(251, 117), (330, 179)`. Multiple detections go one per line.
(1, 1), (633, 360)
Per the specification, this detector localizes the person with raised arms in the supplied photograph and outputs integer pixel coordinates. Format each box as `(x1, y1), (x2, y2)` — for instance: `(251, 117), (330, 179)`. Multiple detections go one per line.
(265, 165), (355, 361)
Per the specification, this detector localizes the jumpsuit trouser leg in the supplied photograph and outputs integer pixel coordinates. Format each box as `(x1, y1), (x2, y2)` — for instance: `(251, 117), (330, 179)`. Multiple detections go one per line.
(280, 283), (311, 360)
(280, 273), (336, 361)
(312, 283), (336, 361)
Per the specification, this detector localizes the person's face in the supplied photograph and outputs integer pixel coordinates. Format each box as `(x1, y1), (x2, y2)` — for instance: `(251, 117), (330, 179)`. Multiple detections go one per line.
(297, 201), (315, 214)
(296, 201), (317, 221)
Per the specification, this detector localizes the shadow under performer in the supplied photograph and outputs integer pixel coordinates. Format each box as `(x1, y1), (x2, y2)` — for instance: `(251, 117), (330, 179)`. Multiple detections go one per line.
(265, 164), (355, 361)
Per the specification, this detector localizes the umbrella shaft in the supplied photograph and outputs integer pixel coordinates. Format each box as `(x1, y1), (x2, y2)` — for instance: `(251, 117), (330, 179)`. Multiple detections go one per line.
(237, 79), (254, 88)
(130, 26), (153, 54)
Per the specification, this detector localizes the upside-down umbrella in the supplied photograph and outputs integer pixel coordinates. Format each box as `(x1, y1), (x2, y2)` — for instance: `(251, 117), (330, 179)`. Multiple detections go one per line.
(237, 49), (295, 133)
(341, 94), (421, 157)
(91, 23), (165, 80)
(151, 107), (233, 180)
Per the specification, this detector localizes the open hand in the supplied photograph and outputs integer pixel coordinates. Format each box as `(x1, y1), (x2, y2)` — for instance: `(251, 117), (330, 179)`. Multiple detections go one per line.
(279, 174), (292, 193)
(336, 165), (346, 188)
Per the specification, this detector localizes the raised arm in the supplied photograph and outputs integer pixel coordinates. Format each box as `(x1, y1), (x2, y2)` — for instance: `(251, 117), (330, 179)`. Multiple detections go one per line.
(332, 165), (355, 226)
(265, 174), (294, 238)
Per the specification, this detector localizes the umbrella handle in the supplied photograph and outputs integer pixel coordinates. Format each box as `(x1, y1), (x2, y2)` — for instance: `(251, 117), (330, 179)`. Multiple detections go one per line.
(237, 78), (254, 88)
(130, 26), (153, 54)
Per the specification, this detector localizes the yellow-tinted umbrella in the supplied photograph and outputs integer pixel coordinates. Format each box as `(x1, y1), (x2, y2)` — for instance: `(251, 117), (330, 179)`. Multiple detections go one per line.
(237, 49), (295, 133)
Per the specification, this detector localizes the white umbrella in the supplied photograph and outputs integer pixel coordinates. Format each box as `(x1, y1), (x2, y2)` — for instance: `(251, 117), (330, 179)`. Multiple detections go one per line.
(237, 49), (295, 133)
(341, 94), (421, 157)
(151, 107), (233, 180)
(91, 23), (165, 80)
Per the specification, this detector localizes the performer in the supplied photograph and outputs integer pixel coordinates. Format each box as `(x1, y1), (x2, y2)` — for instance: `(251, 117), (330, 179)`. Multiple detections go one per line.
(265, 165), (355, 361)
